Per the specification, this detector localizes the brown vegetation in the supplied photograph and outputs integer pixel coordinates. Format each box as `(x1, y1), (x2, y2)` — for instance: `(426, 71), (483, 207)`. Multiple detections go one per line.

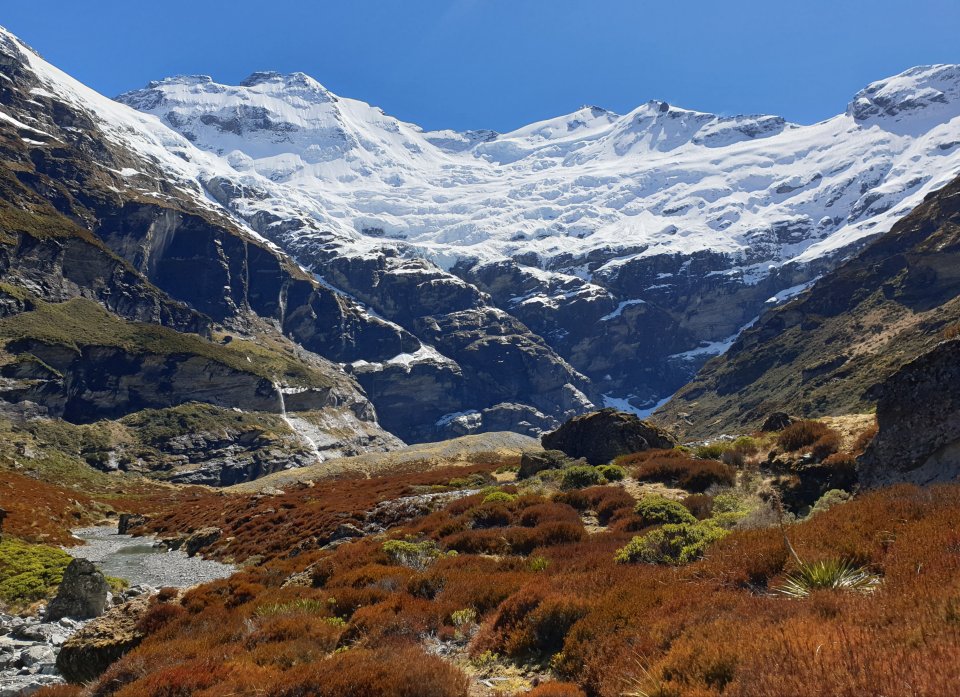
(31, 476), (960, 697)
(617, 449), (736, 492)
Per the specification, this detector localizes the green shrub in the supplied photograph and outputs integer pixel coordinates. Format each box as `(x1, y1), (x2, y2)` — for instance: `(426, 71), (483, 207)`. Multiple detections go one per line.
(633, 495), (697, 527)
(560, 466), (606, 490)
(255, 599), (332, 617)
(615, 521), (728, 565)
(482, 491), (517, 505)
(808, 489), (852, 517)
(449, 472), (491, 489)
(694, 442), (729, 460)
(383, 539), (443, 570)
(0, 538), (72, 605)
(528, 555), (550, 572)
(596, 465), (626, 482)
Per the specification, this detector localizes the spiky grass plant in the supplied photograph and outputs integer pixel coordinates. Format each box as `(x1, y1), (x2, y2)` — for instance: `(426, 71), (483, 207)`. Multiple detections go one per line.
(776, 558), (881, 598)
(767, 488), (880, 598)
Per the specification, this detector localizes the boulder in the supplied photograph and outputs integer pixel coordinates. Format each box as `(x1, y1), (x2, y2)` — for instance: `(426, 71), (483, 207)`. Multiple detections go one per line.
(117, 513), (147, 535)
(518, 449), (577, 479)
(183, 527), (221, 557)
(859, 340), (960, 487)
(45, 559), (110, 621)
(760, 412), (797, 432)
(56, 595), (150, 684)
(541, 409), (677, 465)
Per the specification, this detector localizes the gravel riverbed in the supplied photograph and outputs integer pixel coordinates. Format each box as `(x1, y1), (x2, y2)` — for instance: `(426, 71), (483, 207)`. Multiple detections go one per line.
(0, 526), (235, 694)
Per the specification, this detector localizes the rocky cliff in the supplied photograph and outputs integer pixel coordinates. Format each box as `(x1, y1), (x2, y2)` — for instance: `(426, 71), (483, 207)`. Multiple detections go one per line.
(654, 173), (960, 438)
(0, 27), (595, 444)
(858, 339), (960, 487)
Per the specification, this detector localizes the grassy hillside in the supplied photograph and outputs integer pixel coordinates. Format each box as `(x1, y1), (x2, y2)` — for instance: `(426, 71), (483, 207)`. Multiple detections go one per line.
(0, 295), (336, 389)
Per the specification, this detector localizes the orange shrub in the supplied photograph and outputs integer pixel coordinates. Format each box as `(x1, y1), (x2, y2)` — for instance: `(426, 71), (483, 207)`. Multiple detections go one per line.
(629, 454), (735, 492)
(809, 432), (841, 461)
(272, 643), (470, 697)
(682, 493), (714, 519)
(776, 420), (832, 452)
(852, 423), (878, 454)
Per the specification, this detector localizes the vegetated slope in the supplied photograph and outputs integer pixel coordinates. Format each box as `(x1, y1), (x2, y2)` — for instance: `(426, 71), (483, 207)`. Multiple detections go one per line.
(655, 173), (960, 438)
(48, 475), (960, 697)
(230, 431), (538, 494)
(0, 26), (593, 444)
(117, 61), (960, 415)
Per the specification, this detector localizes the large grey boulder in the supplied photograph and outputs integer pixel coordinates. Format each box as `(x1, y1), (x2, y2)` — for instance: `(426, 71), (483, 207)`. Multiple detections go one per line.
(45, 559), (110, 621)
(541, 408), (678, 466)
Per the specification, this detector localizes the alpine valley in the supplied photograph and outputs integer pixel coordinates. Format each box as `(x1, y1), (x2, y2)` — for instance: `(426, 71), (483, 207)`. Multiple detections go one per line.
(2, 18), (960, 697)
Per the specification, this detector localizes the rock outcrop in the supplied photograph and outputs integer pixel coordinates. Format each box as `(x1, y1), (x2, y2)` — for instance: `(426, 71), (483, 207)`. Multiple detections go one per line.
(56, 595), (150, 684)
(183, 527), (222, 557)
(518, 450), (579, 479)
(541, 409), (677, 465)
(45, 559), (109, 622)
(858, 340), (960, 487)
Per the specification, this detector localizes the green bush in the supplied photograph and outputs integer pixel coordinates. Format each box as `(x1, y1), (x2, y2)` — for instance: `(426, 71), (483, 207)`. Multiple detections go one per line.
(0, 538), (73, 605)
(560, 466), (606, 490)
(482, 491), (517, 505)
(596, 465), (626, 482)
(528, 555), (550, 572)
(615, 521), (728, 565)
(808, 489), (852, 517)
(776, 558), (880, 598)
(633, 495), (697, 527)
(383, 539), (443, 570)
(449, 472), (491, 489)
(693, 442), (729, 460)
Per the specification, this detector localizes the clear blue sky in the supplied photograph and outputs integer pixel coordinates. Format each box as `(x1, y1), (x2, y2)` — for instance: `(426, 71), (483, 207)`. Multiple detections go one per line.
(4, 1), (958, 132)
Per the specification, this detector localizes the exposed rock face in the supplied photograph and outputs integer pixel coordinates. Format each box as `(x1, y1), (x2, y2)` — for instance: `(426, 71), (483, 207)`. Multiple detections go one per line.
(858, 340), (960, 487)
(45, 559), (109, 621)
(56, 595), (150, 684)
(0, 25), (595, 446)
(656, 173), (960, 438)
(518, 449), (579, 479)
(761, 412), (797, 432)
(117, 514), (147, 535)
(541, 409), (677, 465)
(183, 527), (222, 557)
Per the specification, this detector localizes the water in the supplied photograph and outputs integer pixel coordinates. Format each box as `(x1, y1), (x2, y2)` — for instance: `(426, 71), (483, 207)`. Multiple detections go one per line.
(274, 381), (324, 463)
(66, 527), (235, 588)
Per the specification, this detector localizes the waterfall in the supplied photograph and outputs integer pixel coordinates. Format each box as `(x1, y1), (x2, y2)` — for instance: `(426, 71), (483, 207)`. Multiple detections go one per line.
(274, 381), (324, 463)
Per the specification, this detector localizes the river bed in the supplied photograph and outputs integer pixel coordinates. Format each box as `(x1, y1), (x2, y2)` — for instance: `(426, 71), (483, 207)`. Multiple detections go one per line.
(66, 526), (235, 588)
(0, 527), (235, 694)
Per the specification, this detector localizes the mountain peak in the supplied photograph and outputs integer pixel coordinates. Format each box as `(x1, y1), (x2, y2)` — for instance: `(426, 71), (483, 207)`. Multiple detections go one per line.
(238, 70), (335, 102)
(847, 64), (960, 127)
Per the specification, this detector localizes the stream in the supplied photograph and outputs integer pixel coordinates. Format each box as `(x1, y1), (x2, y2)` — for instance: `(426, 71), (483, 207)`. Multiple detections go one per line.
(66, 526), (235, 588)
(0, 526), (235, 695)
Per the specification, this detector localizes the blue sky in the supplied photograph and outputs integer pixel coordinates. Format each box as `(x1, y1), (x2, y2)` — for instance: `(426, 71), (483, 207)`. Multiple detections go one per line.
(4, 1), (959, 132)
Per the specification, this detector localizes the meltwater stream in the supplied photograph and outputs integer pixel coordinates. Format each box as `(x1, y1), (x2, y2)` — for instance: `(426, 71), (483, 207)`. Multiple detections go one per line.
(66, 526), (235, 588)
(0, 528), (235, 695)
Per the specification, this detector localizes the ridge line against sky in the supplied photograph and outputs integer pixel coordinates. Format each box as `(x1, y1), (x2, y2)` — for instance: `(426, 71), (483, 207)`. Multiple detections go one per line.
(4, 0), (960, 133)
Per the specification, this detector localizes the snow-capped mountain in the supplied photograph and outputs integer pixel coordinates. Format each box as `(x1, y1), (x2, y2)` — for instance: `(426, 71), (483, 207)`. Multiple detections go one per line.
(114, 63), (960, 415)
(119, 66), (960, 271)
(5, 19), (960, 437)
(0, 27), (594, 443)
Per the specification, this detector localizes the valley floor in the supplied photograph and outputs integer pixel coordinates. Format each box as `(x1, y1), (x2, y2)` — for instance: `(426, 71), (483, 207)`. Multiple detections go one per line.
(1, 414), (956, 697)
